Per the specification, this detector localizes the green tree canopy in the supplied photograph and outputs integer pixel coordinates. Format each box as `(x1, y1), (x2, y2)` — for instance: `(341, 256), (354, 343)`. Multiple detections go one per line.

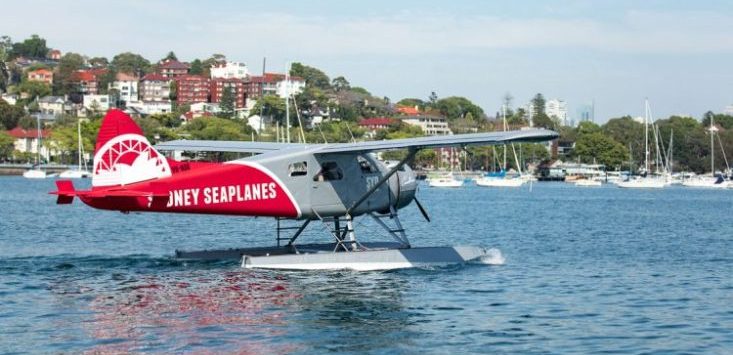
(18, 80), (51, 101)
(184, 117), (253, 141)
(396, 98), (425, 110)
(111, 52), (151, 75)
(331, 76), (350, 91)
(574, 132), (628, 169)
(54, 52), (85, 95)
(0, 98), (25, 129)
(11, 34), (48, 58)
(0, 131), (14, 159)
(251, 95), (286, 123)
(290, 62), (330, 89)
(218, 86), (235, 118)
(434, 96), (484, 120)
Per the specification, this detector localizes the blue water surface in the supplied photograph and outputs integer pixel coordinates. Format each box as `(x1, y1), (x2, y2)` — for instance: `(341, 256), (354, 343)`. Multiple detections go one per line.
(0, 177), (731, 354)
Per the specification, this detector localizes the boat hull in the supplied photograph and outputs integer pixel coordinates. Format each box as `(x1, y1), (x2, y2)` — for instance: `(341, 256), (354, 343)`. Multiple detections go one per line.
(475, 177), (524, 187)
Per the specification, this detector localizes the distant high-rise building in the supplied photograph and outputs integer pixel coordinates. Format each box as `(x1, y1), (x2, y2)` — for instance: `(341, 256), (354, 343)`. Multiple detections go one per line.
(545, 99), (568, 126)
(577, 101), (595, 124)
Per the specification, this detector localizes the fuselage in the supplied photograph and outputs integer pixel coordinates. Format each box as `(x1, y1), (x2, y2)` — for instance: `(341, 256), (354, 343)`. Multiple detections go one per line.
(82, 148), (417, 220)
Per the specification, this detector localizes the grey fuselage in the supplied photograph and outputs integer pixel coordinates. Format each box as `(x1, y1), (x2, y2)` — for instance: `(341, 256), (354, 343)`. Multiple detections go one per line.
(244, 147), (417, 219)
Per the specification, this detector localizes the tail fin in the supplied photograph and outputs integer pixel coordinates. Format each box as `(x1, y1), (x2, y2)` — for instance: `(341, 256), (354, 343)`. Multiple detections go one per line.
(92, 109), (171, 188)
(52, 180), (76, 204)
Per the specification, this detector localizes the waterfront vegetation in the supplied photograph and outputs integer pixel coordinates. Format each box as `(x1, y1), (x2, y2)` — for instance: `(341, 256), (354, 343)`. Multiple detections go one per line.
(1, 34), (732, 173)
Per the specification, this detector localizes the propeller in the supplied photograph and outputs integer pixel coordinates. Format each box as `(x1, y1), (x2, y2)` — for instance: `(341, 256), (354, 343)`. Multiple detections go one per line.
(413, 197), (431, 222)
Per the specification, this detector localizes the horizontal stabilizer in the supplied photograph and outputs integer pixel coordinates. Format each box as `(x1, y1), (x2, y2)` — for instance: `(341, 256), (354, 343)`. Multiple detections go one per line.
(51, 180), (75, 204)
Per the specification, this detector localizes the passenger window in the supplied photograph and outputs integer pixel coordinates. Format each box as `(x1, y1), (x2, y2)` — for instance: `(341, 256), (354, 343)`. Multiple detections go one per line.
(314, 161), (343, 181)
(289, 161), (308, 177)
(357, 155), (377, 173)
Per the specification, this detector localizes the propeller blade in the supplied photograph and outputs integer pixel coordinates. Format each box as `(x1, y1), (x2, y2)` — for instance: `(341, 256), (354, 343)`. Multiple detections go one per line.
(414, 197), (431, 222)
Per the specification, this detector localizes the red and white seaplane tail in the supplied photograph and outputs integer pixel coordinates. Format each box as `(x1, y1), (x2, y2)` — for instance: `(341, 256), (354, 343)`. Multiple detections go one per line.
(51, 109), (300, 218)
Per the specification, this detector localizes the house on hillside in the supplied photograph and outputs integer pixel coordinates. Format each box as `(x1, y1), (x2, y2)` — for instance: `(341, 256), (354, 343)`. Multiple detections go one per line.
(109, 72), (139, 104)
(47, 49), (62, 61)
(71, 69), (107, 95)
(82, 94), (110, 114)
(210, 61), (249, 79)
(358, 117), (397, 138)
(244, 73), (304, 99)
(175, 75), (210, 104)
(38, 96), (75, 117)
(27, 68), (54, 85)
(159, 59), (190, 78)
(210, 78), (246, 108)
(402, 115), (452, 136)
(6, 127), (52, 162)
(139, 73), (172, 102)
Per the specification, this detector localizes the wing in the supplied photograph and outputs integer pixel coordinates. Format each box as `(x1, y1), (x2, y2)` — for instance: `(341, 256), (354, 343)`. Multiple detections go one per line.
(153, 129), (558, 155)
(154, 140), (306, 154)
(314, 128), (558, 154)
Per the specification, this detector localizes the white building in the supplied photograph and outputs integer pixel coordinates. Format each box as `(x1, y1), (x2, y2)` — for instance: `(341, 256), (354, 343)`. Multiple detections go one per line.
(126, 100), (172, 115)
(210, 61), (249, 80)
(402, 115), (452, 136)
(109, 72), (139, 104)
(545, 99), (568, 126)
(38, 96), (75, 117)
(83, 94), (110, 112)
(1, 93), (18, 105)
(275, 77), (305, 98)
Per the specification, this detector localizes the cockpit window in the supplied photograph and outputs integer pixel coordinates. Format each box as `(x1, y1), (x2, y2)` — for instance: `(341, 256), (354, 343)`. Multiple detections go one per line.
(314, 161), (343, 181)
(357, 155), (377, 174)
(289, 161), (308, 177)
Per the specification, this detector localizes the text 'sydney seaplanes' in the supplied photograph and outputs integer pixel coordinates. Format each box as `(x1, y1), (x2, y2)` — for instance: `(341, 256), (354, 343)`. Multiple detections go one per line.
(52, 110), (558, 271)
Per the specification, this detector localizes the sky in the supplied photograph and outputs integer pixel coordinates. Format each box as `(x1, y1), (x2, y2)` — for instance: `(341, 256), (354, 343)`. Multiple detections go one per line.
(2, 0), (732, 122)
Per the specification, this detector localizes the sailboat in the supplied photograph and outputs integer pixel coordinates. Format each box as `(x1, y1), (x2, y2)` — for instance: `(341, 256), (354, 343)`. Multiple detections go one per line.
(617, 99), (666, 189)
(23, 116), (48, 179)
(476, 105), (524, 187)
(428, 148), (464, 187)
(59, 119), (91, 178)
(682, 115), (731, 188)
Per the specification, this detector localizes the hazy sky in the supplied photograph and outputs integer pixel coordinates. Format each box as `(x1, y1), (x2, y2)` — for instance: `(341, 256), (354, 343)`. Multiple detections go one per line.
(3, 0), (732, 122)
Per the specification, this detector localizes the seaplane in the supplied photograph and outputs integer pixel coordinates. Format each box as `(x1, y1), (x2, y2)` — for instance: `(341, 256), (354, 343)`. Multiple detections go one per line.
(51, 110), (557, 271)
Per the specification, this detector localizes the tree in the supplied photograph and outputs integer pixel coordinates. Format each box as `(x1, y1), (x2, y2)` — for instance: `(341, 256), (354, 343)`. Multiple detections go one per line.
(18, 80), (51, 100)
(162, 51), (178, 62)
(290, 63), (330, 89)
(54, 52), (85, 95)
(184, 117), (253, 141)
(0, 131), (14, 160)
(11, 34), (48, 58)
(0, 99), (25, 129)
(397, 98), (425, 109)
(189, 59), (204, 75)
(251, 95), (286, 123)
(88, 57), (109, 68)
(434, 96), (484, 120)
(331, 76), (350, 91)
(574, 132), (628, 169)
(111, 52), (151, 75)
(428, 91), (438, 106)
(218, 86), (235, 118)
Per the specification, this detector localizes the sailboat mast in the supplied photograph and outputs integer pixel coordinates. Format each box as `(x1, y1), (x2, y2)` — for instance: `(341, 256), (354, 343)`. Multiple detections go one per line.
(285, 62), (291, 144)
(77, 119), (82, 171)
(710, 114), (715, 175)
(644, 99), (649, 174)
(502, 104), (507, 170)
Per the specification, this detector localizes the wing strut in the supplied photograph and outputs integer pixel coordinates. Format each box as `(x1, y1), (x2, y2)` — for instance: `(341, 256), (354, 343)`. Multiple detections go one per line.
(346, 148), (418, 217)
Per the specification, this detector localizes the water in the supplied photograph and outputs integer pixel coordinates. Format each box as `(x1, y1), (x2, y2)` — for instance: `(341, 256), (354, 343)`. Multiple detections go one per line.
(1, 177), (731, 354)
